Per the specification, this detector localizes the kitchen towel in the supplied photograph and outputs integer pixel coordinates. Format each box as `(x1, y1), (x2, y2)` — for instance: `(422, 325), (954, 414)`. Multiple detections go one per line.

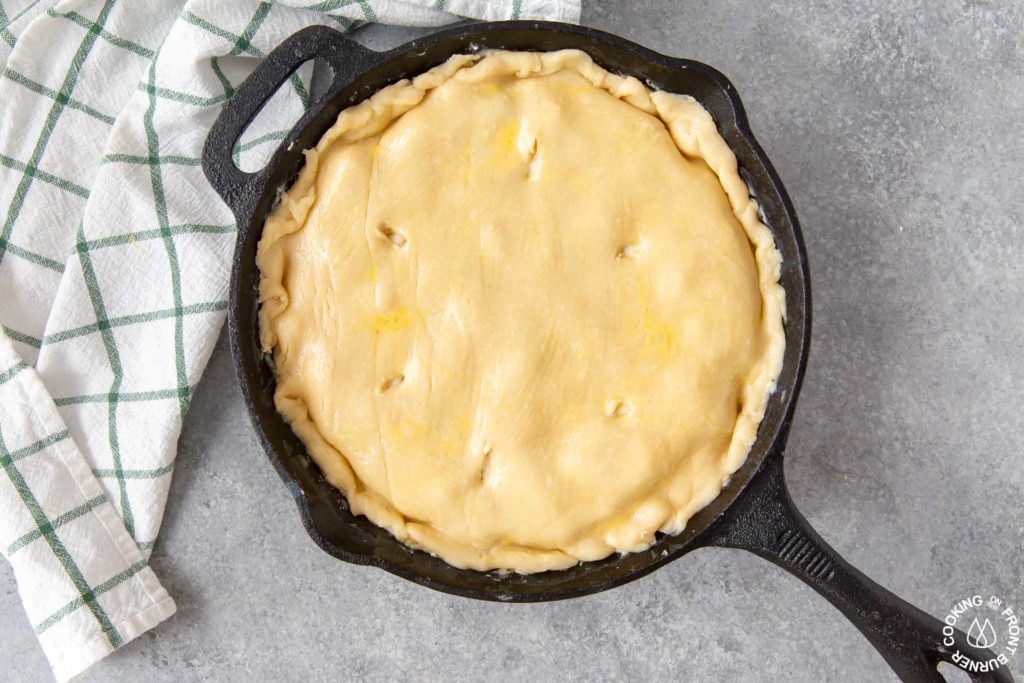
(0, 0), (580, 680)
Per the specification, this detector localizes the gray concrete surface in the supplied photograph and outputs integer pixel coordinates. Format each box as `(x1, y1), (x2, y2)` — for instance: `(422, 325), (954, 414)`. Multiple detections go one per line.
(3, 2), (1024, 681)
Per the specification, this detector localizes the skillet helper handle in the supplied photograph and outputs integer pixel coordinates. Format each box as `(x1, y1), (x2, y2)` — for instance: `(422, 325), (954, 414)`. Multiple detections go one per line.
(705, 454), (1014, 683)
(202, 25), (378, 223)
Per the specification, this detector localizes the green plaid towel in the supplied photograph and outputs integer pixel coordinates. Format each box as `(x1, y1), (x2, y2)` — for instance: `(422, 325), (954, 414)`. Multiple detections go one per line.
(0, 0), (579, 680)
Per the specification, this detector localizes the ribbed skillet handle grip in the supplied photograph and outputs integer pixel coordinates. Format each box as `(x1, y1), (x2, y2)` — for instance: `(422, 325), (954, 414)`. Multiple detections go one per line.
(703, 454), (1014, 683)
(201, 24), (379, 224)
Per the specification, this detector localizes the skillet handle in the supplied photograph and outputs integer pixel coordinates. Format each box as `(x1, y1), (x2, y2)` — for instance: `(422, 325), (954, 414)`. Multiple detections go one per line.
(704, 454), (1014, 682)
(201, 24), (380, 224)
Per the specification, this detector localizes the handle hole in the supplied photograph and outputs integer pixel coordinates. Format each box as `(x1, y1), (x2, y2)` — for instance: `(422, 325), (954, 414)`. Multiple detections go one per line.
(233, 58), (320, 173)
(937, 661), (972, 682)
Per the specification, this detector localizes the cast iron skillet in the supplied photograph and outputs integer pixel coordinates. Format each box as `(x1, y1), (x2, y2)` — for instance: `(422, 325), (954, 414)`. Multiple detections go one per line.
(202, 21), (1013, 683)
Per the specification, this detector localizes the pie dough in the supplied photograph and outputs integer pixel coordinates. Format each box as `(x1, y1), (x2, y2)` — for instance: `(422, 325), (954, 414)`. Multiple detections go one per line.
(257, 50), (785, 573)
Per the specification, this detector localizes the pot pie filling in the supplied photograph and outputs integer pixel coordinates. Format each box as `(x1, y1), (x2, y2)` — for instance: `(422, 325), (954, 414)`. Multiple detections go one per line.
(257, 49), (785, 573)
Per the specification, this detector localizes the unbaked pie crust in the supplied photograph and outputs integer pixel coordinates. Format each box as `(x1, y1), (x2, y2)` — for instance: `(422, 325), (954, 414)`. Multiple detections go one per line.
(257, 49), (785, 573)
